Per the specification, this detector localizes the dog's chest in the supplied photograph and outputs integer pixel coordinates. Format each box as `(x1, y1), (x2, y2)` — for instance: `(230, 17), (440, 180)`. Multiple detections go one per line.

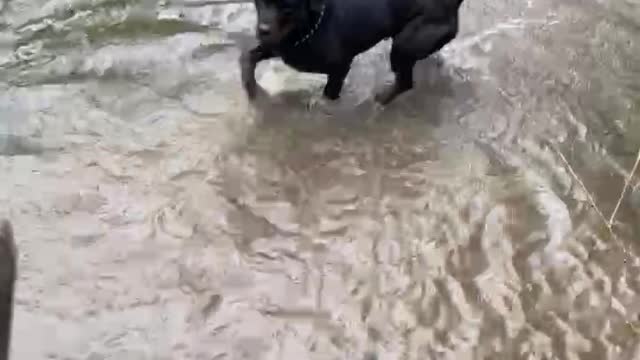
(278, 44), (340, 74)
(281, 54), (326, 73)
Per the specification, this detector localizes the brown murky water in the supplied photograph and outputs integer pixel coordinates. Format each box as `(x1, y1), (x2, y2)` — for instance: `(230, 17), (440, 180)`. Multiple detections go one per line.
(1, 0), (640, 358)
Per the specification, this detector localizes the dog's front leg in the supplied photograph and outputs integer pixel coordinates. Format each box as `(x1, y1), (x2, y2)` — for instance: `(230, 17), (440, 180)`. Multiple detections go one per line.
(240, 45), (274, 99)
(323, 64), (351, 100)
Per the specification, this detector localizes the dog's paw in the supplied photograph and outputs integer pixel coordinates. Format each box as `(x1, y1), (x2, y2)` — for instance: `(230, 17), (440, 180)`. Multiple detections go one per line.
(307, 94), (345, 116)
(306, 92), (329, 111)
(240, 66), (257, 100)
(242, 78), (258, 100)
(374, 85), (395, 105)
(323, 87), (341, 101)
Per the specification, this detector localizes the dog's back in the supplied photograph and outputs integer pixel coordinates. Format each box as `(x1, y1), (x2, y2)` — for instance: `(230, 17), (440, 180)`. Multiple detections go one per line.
(0, 220), (16, 360)
(333, 0), (464, 50)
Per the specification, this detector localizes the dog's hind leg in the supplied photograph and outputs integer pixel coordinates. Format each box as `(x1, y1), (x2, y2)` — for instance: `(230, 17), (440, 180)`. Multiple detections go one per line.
(375, 49), (416, 105)
(375, 18), (458, 104)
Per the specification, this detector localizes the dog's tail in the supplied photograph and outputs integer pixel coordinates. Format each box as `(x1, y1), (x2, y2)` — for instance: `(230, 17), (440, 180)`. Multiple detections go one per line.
(0, 219), (16, 360)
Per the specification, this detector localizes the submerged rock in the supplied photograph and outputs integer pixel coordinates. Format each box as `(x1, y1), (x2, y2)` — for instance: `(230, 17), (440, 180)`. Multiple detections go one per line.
(0, 134), (62, 157)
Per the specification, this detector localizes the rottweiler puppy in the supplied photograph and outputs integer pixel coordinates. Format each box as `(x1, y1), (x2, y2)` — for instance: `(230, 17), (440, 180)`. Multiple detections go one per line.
(240, 0), (464, 105)
(0, 220), (16, 360)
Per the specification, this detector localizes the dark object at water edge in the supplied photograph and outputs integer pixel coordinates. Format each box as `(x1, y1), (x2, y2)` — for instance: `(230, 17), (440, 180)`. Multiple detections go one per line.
(0, 220), (16, 360)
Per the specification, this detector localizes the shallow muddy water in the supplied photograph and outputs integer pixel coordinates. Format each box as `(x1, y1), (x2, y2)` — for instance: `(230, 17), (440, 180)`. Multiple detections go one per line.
(1, 0), (640, 359)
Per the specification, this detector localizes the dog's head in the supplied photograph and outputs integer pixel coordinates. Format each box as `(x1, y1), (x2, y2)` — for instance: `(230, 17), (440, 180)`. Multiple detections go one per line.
(253, 0), (324, 46)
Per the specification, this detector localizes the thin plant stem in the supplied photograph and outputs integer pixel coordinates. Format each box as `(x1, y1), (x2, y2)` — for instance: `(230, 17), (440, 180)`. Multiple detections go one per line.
(552, 146), (612, 233)
(609, 147), (640, 226)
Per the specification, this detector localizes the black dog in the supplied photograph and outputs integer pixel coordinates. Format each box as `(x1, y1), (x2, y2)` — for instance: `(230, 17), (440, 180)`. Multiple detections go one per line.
(0, 220), (16, 360)
(240, 0), (464, 105)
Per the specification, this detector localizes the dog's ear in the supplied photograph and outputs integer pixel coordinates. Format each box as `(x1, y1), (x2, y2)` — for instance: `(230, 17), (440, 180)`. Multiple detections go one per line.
(308, 0), (324, 12)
